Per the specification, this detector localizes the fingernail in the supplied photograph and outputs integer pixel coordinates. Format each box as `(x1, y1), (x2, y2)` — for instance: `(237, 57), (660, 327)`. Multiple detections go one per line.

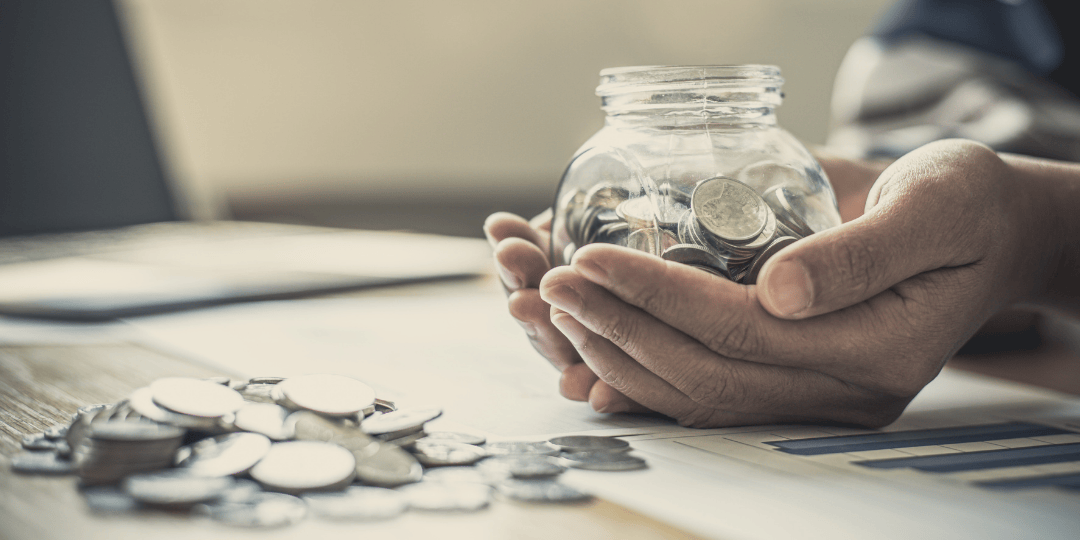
(496, 263), (522, 290)
(543, 284), (583, 316)
(550, 311), (587, 346)
(762, 259), (813, 317)
(595, 398), (630, 414)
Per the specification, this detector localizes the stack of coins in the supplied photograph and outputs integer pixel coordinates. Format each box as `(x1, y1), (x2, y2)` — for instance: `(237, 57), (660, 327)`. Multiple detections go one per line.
(11, 373), (648, 527)
(558, 176), (818, 284)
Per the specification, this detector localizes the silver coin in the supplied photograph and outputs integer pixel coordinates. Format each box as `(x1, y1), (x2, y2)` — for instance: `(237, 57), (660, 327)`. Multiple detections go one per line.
(217, 478), (265, 503)
(484, 441), (560, 457)
(249, 441), (356, 493)
(374, 398), (397, 413)
(289, 411), (376, 454)
(734, 203), (778, 252)
(22, 434), (58, 451)
(248, 376), (286, 385)
(205, 376), (232, 386)
(762, 185), (816, 237)
(87, 420), (185, 442)
(355, 442), (424, 487)
(177, 432), (272, 477)
(477, 455), (567, 479)
(123, 470), (234, 506)
(626, 228), (678, 256)
(381, 429), (428, 448)
(150, 377), (244, 418)
(397, 482), (491, 512)
(10, 451), (74, 475)
(277, 374), (376, 417)
(742, 236), (797, 285)
(411, 441), (487, 467)
(548, 436), (630, 453)
(195, 492), (307, 528)
(128, 387), (221, 430)
(361, 407), (442, 436)
(496, 479), (591, 503)
(615, 197), (658, 230)
(233, 403), (293, 440)
(80, 486), (141, 513)
(236, 382), (279, 404)
(421, 431), (486, 446)
(692, 177), (768, 243)
(422, 466), (491, 485)
(560, 452), (648, 471)
(303, 486), (407, 521)
(661, 244), (727, 274)
(44, 425), (67, 440)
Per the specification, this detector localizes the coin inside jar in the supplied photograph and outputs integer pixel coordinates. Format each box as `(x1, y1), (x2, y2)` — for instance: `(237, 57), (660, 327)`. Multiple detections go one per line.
(692, 177), (769, 244)
(276, 374), (376, 417)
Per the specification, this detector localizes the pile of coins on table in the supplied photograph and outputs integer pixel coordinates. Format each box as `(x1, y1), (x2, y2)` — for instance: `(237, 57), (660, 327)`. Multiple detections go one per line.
(11, 374), (647, 527)
(559, 176), (816, 283)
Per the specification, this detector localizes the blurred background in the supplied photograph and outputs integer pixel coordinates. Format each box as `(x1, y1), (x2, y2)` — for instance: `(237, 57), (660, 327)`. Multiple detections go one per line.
(114, 0), (893, 237)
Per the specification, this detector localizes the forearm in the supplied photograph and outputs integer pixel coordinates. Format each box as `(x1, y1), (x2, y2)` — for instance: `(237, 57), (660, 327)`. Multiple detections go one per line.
(1004, 152), (1080, 317)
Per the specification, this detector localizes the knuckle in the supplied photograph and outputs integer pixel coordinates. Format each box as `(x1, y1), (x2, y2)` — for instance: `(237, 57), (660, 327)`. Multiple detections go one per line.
(592, 313), (642, 356)
(832, 236), (878, 299)
(702, 315), (764, 359)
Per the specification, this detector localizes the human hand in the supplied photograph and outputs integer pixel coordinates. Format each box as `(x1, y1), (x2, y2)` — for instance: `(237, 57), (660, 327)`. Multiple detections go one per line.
(483, 210), (650, 413)
(539, 139), (1048, 426)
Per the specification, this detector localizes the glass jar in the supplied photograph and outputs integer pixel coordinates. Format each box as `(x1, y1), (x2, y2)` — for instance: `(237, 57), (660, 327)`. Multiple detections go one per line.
(551, 65), (841, 283)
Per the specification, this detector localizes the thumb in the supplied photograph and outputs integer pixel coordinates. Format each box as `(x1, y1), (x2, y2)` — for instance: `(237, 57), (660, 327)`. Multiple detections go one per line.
(756, 164), (971, 320)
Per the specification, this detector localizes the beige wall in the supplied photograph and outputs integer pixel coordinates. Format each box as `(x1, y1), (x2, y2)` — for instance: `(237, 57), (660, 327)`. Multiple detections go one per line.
(119, 0), (894, 211)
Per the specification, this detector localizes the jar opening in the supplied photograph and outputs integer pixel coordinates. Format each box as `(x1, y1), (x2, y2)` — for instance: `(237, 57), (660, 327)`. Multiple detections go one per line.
(596, 65), (784, 122)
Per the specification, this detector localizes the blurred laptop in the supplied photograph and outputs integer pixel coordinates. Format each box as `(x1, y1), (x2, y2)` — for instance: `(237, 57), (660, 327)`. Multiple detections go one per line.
(0, 0), (488, 320)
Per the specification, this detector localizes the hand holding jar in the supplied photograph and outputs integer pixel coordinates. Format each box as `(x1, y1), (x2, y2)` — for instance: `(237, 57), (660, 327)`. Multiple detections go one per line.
(485, 65), (1080, 427)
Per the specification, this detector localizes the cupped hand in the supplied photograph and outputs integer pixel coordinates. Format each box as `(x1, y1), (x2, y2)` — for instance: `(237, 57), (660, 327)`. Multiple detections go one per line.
(538, 139), (1045, 427)
(483, 209), (650, 413)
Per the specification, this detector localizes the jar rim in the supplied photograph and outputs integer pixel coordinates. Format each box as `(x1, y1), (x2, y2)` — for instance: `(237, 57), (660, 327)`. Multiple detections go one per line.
(597, 65), (783, 97)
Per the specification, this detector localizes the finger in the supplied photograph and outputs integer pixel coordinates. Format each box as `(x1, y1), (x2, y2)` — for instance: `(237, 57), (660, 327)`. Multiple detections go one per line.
(484, 212), (550, 254)
(757, 146), (994, 319)
(542, 267), (897, 426)
(529, 208), (553, 231)
(587, 380), (653, 415)
(508, 289), (581, 371)
(560, 362), (597, 401)
(494, 238), (549, 290)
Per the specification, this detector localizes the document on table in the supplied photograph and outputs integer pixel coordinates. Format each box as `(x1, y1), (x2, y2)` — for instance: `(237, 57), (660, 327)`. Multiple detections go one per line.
(125, 291), (1080, 540)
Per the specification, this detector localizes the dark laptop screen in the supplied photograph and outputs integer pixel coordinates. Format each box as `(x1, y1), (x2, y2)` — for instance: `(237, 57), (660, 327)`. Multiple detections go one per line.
(0, 0), (177, 237)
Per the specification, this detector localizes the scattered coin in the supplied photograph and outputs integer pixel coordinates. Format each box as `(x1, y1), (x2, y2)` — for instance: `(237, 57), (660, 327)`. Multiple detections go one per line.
(361, 407), (443, 436)
(478, 455), (567, 479)
(277, 374), (376, 417)
(249, 441), (356, 493)
(128, 387), (220, 430)
(233, 403), (293, 440)
(354, 442), (424, 487)
(123, 470), (234, 506)
(176, 432), (272, 477)
(10, 451), (74, 475)
(560, 452), (648, 471)
(548, 435), (630, 453)
(44, 425), (67, 440)
(80, 486), (141, 513)
(397, 482), (492, 512)
(496, 479), (591, 503)
(484, 441), (560, 457)
(195, 492), (307, 528)
(421, 431), (487, 446)
(21, 434), (58, 451)
(303, 486), (407, 520)
(422, 466), (491, 485)
(411, 441), (487, 467)
(150, 377), (244, 418)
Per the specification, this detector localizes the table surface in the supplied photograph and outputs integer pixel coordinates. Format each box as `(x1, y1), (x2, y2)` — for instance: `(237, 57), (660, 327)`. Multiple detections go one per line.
(2, 274), (1078, 540)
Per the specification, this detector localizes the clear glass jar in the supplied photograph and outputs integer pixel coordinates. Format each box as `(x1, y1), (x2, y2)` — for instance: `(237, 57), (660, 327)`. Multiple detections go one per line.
(551, 65), (841, 283)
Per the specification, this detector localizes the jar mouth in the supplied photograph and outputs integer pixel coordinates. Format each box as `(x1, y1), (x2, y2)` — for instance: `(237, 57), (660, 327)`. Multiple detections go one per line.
(597, 65), (784, 119)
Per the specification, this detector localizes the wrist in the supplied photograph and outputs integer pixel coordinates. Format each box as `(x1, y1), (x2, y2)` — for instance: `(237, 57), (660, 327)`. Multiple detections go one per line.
(1001, 152), (1080, 315)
